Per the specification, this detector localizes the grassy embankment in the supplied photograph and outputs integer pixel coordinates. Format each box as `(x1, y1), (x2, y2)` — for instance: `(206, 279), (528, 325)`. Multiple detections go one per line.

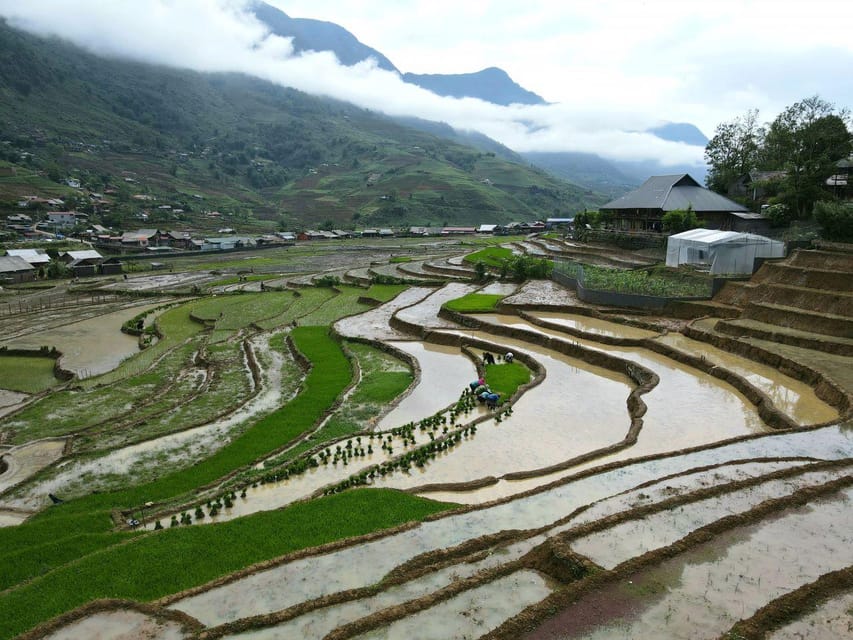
(443, 293), (504, 313)
(0, 490), (452, 640)
(462, 246), (514, 268)
(256, 341), (414, 472)
(0, 356), (59, 393)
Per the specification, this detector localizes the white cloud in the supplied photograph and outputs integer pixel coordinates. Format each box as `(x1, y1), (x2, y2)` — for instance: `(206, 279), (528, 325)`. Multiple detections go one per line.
(1, 1), (850, 169)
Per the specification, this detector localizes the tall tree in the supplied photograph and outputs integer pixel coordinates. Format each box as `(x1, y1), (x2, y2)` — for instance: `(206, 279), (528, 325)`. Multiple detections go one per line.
(761, 96), (851, 216)
(704, 109), (761, 193)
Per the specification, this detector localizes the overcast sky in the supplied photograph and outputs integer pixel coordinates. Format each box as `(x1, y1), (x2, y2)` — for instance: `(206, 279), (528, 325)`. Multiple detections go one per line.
(2, 1), (851, 168)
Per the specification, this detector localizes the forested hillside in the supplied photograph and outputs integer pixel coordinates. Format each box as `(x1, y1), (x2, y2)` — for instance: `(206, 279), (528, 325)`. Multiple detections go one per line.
(0, 19), (605, 231)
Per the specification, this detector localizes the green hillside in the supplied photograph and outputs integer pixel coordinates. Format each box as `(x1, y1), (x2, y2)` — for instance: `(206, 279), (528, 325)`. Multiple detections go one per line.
(0, 19), (606, 231)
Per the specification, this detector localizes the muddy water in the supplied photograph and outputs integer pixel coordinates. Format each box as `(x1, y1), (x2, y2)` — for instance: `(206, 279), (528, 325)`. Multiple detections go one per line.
(528, 487), (853, 640)
(533, 311), (659, 340)
(14, 334), (289, 510)
(421, 421), (853, 505)
(478, 282), (518, 295)
(224, 537), (547, 639)
(0, 510), (29, 527)
(395, 283), (478, 329)
(566, 460), (814, 531)
(654, 332), (838, 425)
(0, 389), (29, 418)
(427, 315), (768, 494)
(373, 339), (632, 490)
(767, 591), (853, 640)
(505, 314), (765, 441)
(570, 467), (851, 568)
(0, 438), (66, 493)
(376, 342), (477, 430)
(171, 425), (853, 626)
(40, 609), (187, 640)
(335, 287), (434, 341)
(5, 303), (162, 378)
(355, 571), (553, 640)
(102, 272), (212, 291)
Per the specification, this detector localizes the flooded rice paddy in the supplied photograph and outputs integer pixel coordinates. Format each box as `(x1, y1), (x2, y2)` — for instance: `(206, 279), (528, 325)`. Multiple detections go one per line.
(527, 487), (853, 640)
(376, 342), (477, 430)
(172, 425), (853, 628)
(222, 539), (547, 639)
(4, 302), (162, 378)
(654, 331), (838, 425)
(334, 287), (434, 341)
(373, 339), (632, 490)
(0, 438), (66, 494)
(40, 609), (187, 640)
(570, 466), (852, 569)
(767, 591), (853, 639)
(6, 273), (851, 637)
(394, 282), (478, 329)
(353, 571), (554, 640)
(11, 333), (290, 510)
(0, 389), (29, 418)
(532, 310), (660, 340)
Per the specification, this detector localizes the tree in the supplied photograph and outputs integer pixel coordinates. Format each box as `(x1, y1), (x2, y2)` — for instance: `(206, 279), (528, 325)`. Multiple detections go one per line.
(760, 96), (851, 217)
(704, 109), (761, 193)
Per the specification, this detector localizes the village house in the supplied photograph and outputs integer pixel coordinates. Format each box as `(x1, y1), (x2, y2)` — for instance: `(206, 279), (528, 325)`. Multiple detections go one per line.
(99, 257), (124, 276)
(161, 231), (195, 250)
(121, 229), (161, 248)
(600, 174), (748, 231)
(0, 255), (36, 284)
(5, 249), (51, 271)
(47, 211), (87, 229)
(59, 249), (104, 277)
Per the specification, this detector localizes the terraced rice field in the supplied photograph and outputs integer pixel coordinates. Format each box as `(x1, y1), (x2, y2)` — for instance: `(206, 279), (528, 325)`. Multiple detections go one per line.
(1, 244), (851, 640)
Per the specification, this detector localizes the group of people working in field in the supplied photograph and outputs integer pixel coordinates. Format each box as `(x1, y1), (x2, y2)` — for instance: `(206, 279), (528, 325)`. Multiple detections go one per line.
(468, 351), (514, 409)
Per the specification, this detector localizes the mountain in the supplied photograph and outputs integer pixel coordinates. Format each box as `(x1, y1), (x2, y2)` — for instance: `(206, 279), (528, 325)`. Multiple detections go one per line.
(402, 67), (546, 106)
(0, 19), (606, 231)
(250, 3), (544, 107)
(250, 2), (397, 71)
(521, 152), (637, 198)
(247, 3), (710, 191)
(645, 122), (709, 146)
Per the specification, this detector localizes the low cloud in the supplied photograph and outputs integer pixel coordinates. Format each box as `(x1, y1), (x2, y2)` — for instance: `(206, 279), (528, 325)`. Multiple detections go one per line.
(0, 0), (705, 167)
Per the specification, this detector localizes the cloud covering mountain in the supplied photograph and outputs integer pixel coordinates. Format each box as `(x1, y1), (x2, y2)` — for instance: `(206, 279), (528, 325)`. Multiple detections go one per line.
(0, 0), (717, 172)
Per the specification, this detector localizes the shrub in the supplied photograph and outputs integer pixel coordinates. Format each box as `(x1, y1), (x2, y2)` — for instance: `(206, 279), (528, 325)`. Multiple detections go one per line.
(662, 206), (701, 233)
(813, 200), (853, 241)
(764, 202), (795, 227)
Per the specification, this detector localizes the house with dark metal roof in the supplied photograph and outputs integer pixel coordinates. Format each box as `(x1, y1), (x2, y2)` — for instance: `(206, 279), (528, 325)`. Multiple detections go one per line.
(0, 255), (36, 284)
(601, 174), (747, 231)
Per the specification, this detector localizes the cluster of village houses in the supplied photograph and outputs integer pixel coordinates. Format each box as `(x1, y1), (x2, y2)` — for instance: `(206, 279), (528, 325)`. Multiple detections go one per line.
(9, 167), (849, 285)
(1, 210), (563, 284)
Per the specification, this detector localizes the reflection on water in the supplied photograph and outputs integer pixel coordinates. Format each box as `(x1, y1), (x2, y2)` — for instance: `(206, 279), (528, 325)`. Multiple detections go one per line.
(41, 610), (187, 640)
(171, 425), (853, 626)
(355, 571), (553, 640)
(534, 487), (853, 640)
(570, 467), (851, 569)
(377, 342), (477, 430)
(395, 283), (478, 329)
(654, 332), (838, 425)
(534, 311), (659, 340)
(6, 302), (161, 377)
(373, 338), (631, 490)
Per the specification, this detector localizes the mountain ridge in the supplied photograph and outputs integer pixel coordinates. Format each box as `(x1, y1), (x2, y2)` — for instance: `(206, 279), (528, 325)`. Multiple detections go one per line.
(0, 18), (606, 231)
